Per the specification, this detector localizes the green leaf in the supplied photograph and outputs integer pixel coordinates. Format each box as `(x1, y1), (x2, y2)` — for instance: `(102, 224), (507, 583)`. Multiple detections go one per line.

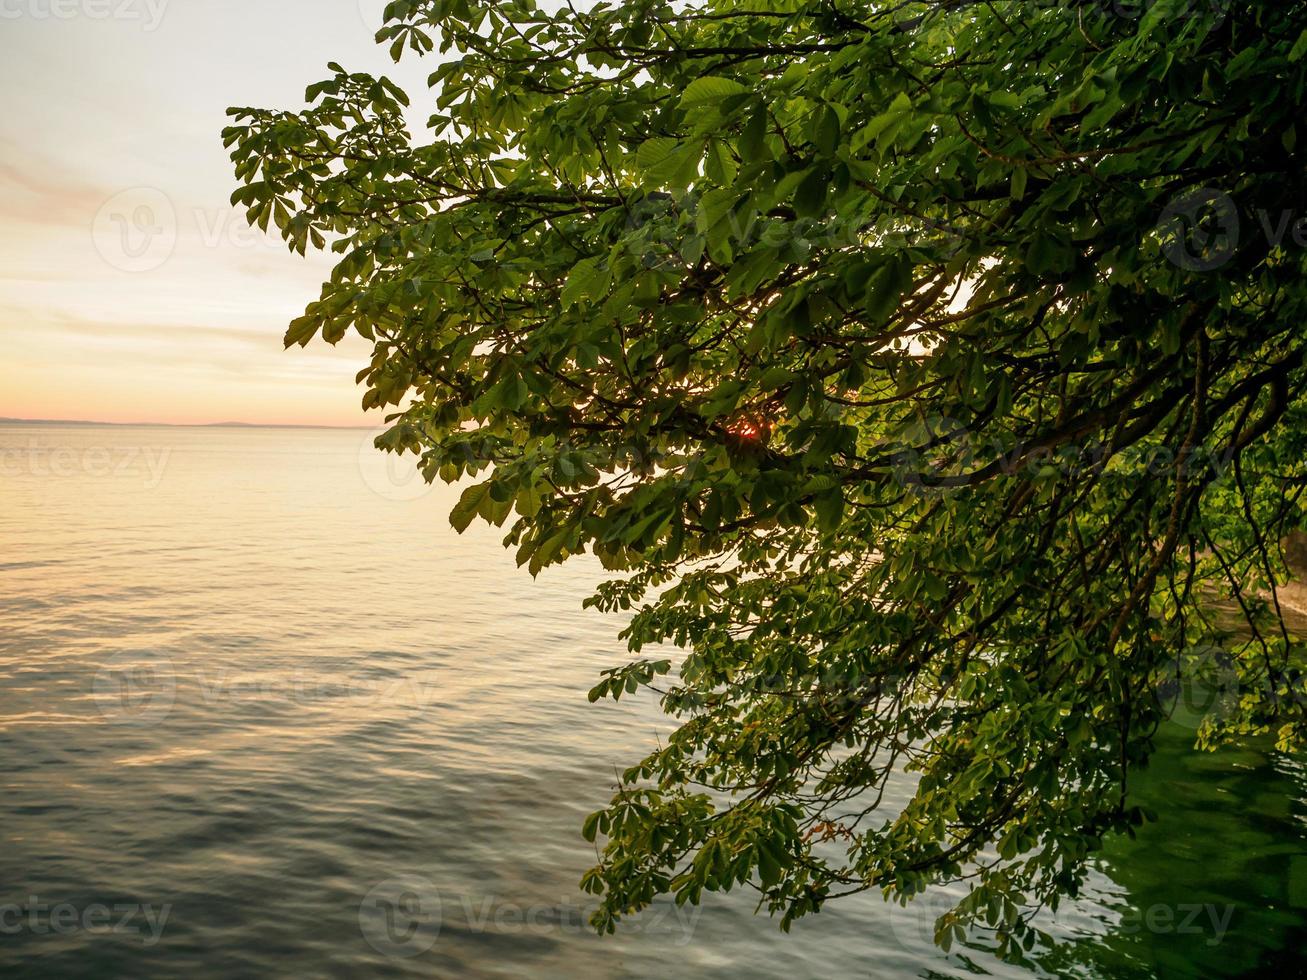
(794, 168), (828, 217)
(814, 105), (841, 157)
(450, 482), (489, 533)
(679, 76), (750, 108)
(1025, 231), (1072, 276)
(814, 490), (844, 532)
(863, 255), (912, 323)
(284, 314), (320, 348)
(1291, 29), (1307, 63)
(1010, 167), (1028, 201)
(636, 137), (700, 188)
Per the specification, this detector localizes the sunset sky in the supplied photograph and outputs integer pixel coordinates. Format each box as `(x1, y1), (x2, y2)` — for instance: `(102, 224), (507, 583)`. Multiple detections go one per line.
(1, 0), (432, 426)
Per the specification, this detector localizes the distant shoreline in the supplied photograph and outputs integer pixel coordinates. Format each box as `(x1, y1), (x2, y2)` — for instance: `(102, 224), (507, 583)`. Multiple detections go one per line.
(0, 417), (373, 431)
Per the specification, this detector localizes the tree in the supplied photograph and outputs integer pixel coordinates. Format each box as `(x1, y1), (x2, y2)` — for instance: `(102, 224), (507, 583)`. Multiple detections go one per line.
(225, 0), (1307, 961)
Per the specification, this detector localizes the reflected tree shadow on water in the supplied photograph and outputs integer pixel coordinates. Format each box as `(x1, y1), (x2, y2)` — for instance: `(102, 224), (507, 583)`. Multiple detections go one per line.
(1035, 724), (1307, 979)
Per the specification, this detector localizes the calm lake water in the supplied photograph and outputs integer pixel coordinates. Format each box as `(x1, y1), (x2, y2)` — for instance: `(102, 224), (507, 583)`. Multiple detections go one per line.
(1, 423), (1304, 978)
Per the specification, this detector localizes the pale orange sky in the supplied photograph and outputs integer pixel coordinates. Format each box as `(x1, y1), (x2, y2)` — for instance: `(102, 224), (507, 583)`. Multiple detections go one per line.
(1, 1), (431, 426)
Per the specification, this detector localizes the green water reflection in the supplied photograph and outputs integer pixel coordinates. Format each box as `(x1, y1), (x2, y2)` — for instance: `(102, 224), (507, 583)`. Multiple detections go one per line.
(1045, 725), (1307, 979)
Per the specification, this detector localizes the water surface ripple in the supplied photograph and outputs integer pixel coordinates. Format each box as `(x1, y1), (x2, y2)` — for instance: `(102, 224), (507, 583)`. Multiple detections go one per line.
(1, 424), (1304, 978)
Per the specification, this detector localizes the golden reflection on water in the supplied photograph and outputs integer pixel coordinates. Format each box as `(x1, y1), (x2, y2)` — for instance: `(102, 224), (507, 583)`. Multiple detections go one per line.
(2, 423), (1303, 979)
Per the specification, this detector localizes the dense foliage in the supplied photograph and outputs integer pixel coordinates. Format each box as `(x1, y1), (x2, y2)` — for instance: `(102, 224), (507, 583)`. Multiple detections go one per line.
(226, 0), (1307, 960)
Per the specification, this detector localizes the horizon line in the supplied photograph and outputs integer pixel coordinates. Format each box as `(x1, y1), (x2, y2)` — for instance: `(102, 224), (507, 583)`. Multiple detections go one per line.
(0, 416), (376, 431)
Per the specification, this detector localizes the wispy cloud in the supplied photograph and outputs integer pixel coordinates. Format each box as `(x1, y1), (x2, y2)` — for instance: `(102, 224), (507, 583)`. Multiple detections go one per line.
(0, 1), (420, 426)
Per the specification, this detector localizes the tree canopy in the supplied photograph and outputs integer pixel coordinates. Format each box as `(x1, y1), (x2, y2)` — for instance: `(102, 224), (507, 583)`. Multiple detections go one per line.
(226, 0), (1307, 962)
